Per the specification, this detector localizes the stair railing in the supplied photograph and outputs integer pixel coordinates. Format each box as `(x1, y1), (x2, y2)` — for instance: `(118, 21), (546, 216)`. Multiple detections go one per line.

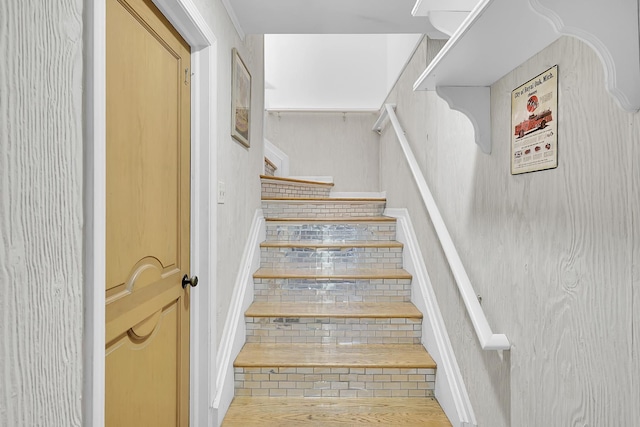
(375, 103), (510, 351)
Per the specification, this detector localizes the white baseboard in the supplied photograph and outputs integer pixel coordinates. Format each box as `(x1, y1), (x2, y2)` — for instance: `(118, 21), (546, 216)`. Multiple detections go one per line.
(330, 191), (387, 199)
(212, 210), (264, 425)
(385, 208), (477, 427)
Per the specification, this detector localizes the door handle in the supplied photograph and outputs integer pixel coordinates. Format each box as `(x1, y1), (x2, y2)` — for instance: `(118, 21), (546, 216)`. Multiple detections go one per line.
(182, 274), (199, 289)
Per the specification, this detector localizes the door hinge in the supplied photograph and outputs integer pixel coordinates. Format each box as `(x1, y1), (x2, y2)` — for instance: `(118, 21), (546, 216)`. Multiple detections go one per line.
(184, 67), (190, 85)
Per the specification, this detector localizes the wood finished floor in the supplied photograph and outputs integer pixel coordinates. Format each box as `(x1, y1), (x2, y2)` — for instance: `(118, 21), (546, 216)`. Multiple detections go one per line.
(222, 397), (452, 426)
(234, 343), (436, 369)
(246, 301), (422, 318)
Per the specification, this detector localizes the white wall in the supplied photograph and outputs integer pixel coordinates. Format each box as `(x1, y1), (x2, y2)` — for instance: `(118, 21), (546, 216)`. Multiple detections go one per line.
(262, 34), (420, 190)
(0, 1), (84, 425)
(386, 34), (422, 90)
(379, 36), (640, 426)
(188, 0), (265, 345)
(265, 111), (379, 192)
(265, 34), (420, 110)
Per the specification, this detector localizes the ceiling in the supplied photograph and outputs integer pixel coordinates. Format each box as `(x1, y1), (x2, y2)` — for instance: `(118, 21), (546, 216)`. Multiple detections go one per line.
(224, 0), (445, 36)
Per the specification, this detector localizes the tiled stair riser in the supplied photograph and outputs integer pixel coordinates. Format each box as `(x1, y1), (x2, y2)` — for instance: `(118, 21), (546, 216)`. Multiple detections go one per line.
(265, 223), (397, 242)
(234, 367), (435, 398)
(253, 278), (412, 303)
(262, 201), (385, 218)
(264, 162), (277, 177)
(245, 316), (421, 345)
(260, 246), (403, 270)
(236, 179), (438, 409)
(261, 182), (332, 199)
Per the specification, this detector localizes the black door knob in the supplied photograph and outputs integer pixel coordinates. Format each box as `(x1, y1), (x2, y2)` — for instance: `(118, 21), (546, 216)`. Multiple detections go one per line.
(182, 274), (199, 289)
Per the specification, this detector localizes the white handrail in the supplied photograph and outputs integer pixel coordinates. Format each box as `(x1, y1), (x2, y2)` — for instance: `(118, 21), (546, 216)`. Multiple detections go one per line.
(372, 103), (395, 134)
(376, 103), (510, 351)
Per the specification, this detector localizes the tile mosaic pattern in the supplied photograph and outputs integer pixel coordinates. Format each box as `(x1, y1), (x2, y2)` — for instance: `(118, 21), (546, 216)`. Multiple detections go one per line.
(245, 316), (422, 344)
(261, 181), (331, 199)
(236, 178), (437, 400)
(260, 246), (404, 270)
(262, 201), (386, 219)
(235, 367), (436, 398)
(253, 278), (412, 303)
(265, 222), (397, 242)
(264, 160), (277, 177)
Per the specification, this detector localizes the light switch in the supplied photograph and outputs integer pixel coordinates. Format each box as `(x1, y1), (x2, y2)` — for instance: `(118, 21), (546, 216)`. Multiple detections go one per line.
(217, 181), (225, 204)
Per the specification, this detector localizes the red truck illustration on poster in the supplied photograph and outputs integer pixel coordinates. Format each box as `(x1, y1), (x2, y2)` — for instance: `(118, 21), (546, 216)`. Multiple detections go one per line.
(511, 65), (558, 175)
(514, 108), (553, 138)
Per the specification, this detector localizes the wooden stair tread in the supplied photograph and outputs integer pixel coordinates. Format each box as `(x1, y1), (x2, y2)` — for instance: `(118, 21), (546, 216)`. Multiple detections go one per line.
(235, 343), (435, 368)
(260, 240), (403, 248)
(265, 216), (396, 223)
(260, 175), (334, 187)
(222, 397), (451, 426)
(254, 267), (412, 280)
(246, 302), (422, 318)
(262, 197), (386, 202)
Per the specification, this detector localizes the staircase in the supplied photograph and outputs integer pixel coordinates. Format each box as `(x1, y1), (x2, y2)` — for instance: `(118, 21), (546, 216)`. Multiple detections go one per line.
(222, 175), (451, 426)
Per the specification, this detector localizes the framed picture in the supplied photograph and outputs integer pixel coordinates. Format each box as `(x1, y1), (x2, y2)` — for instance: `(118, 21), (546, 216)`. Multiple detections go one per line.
(511, 65), (558, 175)
(231, 48), (251, 147)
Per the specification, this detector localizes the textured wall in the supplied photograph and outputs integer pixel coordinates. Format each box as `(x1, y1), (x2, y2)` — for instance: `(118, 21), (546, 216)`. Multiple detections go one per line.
(0, 0), (265, 423)
(380, 36), (640, 426)
(0, 1), (84, 426)
(190, 0), (265, 344)
(265, 111), (380, 192)
(216, 32), (264, 345)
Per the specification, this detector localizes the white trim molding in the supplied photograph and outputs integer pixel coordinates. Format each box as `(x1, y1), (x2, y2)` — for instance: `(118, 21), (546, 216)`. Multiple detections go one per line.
(213, 210), (265, 425)
(83, 1), (106, 424)
(219, 0), (246, 40)
(153, 0), (215, 45)
(289, 176), (333, 183)
(386, 208), (477, 427)
(331, 191), (387, 199)
(85, 1), (217, 426)
(150, 3), (219, 426)
(263, 138), (290, 177)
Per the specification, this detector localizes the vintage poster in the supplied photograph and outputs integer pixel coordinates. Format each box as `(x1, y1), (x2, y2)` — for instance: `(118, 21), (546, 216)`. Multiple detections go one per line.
(511, 65), (558, 174)
(231, 48), (251, 147)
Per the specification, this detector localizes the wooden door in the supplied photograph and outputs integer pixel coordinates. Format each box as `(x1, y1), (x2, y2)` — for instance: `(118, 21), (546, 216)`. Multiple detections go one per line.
(105, 0), (191, 425)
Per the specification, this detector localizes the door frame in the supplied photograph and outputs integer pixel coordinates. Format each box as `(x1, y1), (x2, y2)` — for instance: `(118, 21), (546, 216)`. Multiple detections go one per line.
(84, 1), (218, 426)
